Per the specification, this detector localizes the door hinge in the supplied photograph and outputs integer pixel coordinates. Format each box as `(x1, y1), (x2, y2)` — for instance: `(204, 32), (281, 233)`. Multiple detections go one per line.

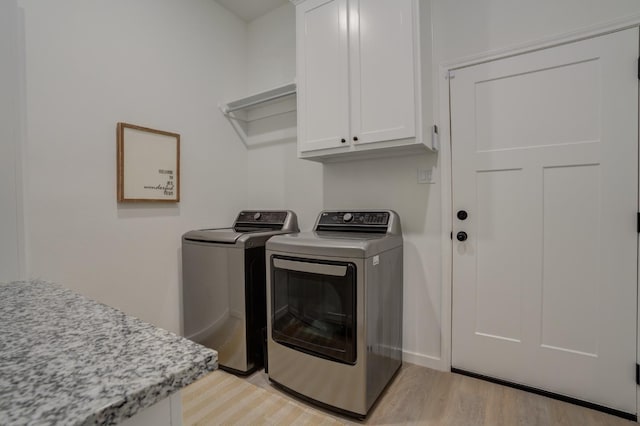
(637, 56), (640, 80)
(636, 363), (639, 385)
(431, 125), (440, 151)
(637, 212), (640, 233)
(450, 231), (453, 240)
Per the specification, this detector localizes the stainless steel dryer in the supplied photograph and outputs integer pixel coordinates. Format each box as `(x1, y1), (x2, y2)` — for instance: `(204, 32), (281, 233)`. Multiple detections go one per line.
(182, 210), (298, 375)
(265, 210), (403, 418)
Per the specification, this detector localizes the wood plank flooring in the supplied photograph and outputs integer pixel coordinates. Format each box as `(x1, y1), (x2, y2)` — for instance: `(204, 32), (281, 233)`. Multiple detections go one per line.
(183, 363), (636, 425)
(182, 369), (342, 425)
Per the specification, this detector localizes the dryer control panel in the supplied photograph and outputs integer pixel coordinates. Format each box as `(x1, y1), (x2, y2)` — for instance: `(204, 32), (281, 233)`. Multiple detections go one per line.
(316, 211), (391, 233)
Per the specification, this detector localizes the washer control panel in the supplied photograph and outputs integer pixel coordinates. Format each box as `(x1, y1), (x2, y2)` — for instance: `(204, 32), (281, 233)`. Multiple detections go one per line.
(236, 211), (288, 224)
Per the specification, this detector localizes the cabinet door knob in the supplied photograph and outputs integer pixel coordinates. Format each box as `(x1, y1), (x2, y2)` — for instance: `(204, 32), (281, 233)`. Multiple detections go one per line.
(457, 210), (468, 220)
(341, 138), (346, 143)
(456, 231), (468, 242)
(353, 136), (359, 142)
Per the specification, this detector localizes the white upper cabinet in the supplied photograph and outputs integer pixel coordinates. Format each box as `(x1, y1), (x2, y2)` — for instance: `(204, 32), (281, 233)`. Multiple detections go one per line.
(293, 0), (433, 161)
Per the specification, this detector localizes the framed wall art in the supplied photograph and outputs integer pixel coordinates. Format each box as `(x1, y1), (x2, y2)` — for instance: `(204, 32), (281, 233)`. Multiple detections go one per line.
(117, 122), (180, 202)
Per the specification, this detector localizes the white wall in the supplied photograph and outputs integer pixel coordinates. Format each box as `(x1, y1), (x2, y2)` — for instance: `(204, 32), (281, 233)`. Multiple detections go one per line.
(246, 3), (296, 94)
(248, 0), (640, 371)
(0, 0), (24, 283)
(19, 0), (249, 333)
(246, 3), (323, 231)
(323, 155), (441, 366)
(432, 0), (640, 64)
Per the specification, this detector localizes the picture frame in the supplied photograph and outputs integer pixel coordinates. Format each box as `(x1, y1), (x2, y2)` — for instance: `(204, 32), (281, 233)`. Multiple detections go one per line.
(117, 122), (180, 202)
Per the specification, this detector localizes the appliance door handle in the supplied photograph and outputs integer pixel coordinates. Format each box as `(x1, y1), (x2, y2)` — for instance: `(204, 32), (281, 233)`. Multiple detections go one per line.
(272, 258), (347, 277)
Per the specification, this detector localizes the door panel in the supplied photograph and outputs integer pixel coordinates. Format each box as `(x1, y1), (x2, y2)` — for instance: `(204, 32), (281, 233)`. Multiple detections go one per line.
(474, 59), (600, 151)
(451, 28), (638, 413)
(541, 164), (600, 356)
(475, 168), (525, 343)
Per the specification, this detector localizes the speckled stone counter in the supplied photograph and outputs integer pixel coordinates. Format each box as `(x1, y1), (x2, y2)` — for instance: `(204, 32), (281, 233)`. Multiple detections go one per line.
(0, 280), (217, 426)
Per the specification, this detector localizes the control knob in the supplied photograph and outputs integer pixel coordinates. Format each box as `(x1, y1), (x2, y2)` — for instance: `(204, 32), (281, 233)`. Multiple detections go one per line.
(253, 212), (261, 220)
(343, 213), (353, 223)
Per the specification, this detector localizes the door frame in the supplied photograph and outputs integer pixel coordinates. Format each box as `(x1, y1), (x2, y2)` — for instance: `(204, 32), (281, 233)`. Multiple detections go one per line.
(437, 14), (640, 412)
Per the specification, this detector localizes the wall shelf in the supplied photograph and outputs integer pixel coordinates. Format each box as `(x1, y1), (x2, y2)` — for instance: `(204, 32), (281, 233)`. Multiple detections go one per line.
(220, 82), (297, 148)
(221, 82), (296, 114)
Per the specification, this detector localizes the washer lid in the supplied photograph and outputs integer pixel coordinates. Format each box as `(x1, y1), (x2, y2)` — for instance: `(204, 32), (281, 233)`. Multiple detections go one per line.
(182, 227), (295, 247)
(182, 210), (300, 247)
(182, 228), (243, 244)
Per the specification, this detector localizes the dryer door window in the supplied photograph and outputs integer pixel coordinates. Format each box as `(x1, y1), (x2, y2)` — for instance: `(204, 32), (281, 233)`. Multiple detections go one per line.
(271, 256), (356, 364)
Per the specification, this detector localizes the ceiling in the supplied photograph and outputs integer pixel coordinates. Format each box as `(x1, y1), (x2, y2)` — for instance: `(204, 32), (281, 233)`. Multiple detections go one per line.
(216, 0), (290, 22)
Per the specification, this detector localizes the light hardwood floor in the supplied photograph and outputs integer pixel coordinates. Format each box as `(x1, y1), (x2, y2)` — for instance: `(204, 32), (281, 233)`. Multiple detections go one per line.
(185, 363), (636, 425)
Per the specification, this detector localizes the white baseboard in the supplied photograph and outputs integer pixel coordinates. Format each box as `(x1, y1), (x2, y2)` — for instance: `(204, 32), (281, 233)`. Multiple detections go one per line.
(402, 350), (446, 371)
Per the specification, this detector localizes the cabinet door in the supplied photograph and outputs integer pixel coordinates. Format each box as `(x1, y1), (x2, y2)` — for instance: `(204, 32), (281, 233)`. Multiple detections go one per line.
(349, 0), (416, 145)
(297, 0), (350, 153)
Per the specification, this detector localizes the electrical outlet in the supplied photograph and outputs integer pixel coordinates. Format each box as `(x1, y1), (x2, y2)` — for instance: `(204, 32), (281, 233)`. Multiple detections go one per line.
(417, 168), (434, 184)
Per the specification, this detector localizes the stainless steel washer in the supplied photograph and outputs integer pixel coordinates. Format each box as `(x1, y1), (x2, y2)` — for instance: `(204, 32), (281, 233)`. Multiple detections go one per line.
(182, 210), (298, 375)
(266, 210), (403, 418)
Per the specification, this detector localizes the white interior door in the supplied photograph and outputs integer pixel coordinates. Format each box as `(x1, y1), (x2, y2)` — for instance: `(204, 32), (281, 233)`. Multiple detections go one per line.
(451, 28), (638, 414)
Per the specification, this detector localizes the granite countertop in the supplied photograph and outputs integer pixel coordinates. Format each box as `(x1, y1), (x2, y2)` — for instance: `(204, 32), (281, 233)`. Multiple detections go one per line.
(0, 280), (217, 426)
